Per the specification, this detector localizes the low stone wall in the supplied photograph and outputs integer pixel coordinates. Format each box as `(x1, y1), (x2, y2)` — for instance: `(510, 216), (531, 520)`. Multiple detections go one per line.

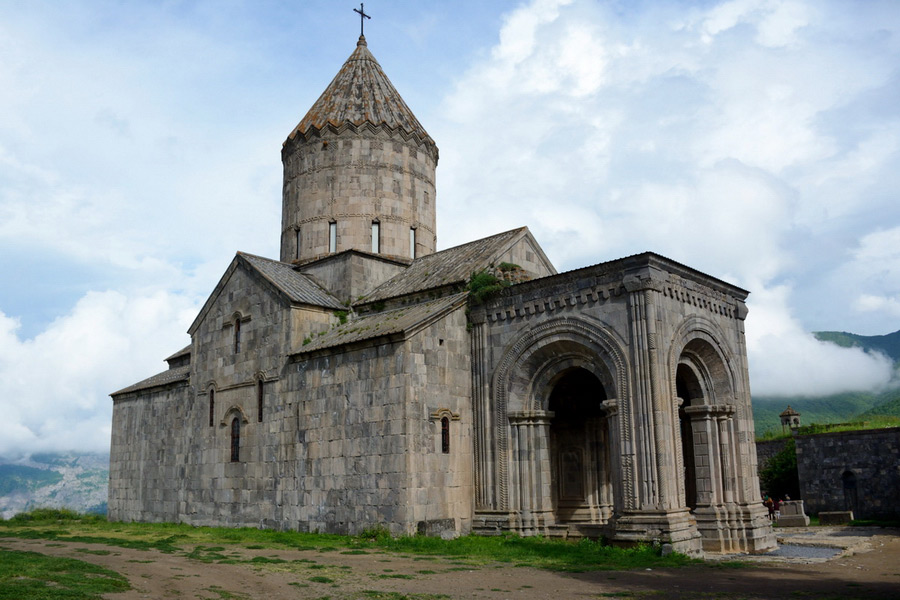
(795, 427), (900, 520)
(755, 439), (788, 471)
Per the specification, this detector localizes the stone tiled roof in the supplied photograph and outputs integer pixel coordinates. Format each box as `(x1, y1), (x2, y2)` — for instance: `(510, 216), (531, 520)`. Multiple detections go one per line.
(286, 36), (436, 157)
(164, 345), (191, 362)
(293, 292), (467, 355)
(239, 253), (345, 309)
(359, 228), (529, 304)
(112, 365), (190, 396)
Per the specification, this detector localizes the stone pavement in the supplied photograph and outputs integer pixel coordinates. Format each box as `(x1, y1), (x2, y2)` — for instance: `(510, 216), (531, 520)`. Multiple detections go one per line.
(712, 526), (898, 564)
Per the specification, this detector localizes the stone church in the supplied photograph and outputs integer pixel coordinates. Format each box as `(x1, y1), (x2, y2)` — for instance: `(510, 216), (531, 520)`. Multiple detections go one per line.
(109, 33), (775, 555)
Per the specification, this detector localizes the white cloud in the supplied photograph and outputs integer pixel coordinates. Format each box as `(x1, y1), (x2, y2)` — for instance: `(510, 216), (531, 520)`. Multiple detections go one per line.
(1, 0), (899, 458)
(0, 291), (196, 456)
(437, 0), (900, 396)
(855, 294), (900, 317)
(746, 285), (894, 396)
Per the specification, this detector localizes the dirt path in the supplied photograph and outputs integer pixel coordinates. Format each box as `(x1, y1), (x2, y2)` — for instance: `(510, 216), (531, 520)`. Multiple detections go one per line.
(3, 528), (900, 599)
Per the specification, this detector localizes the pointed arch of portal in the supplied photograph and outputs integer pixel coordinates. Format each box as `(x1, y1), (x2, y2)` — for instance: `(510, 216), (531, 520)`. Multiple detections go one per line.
(489, 316), (629, 533)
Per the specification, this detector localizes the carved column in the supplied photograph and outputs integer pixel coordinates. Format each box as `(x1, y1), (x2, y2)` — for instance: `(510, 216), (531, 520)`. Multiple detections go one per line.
(469, 318), (494, 510)
(508, 410), (555, 533)
(624, 265), (670, 509)
(716, 407), (736, 504)
(601, 399), (622, 517)
(684, 405), (718, 507)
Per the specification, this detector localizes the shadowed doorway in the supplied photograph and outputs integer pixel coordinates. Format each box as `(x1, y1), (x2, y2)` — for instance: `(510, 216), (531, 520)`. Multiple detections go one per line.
(677, 364), (699, 511)
(547, 368), (609, 523)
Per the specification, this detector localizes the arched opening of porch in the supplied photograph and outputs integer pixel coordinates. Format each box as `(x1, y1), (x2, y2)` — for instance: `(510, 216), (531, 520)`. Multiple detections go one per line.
(674, 337), (737, 513)
(547, 367), (610, 524)
(676, 364), (702, 511)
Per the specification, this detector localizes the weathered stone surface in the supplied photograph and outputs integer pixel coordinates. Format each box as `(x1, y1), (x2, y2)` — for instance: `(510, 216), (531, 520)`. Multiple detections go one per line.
(819, 511), (854, 525)
(777, 500), (810, 527)
(796, 427), (900, 520)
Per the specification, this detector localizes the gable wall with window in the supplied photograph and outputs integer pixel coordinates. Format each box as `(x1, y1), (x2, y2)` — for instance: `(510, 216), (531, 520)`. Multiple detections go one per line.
(182, 264), (301, 527)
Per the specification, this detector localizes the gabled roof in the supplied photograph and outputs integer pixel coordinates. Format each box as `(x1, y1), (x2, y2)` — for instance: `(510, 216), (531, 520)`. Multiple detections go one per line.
(239, 253), (345, 308)
(112, 365), (190, 397)
(293, 292), (467, 356)
(164, 345), (191, 363)
(287, 36), (436, 158)
(188, 252), (344, 335)
(359, 227), (542, 304)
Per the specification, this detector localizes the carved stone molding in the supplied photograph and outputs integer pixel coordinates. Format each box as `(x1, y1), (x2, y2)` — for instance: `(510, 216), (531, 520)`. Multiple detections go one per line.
(429, 408), (461, 422)
(684, 404), (735, 418)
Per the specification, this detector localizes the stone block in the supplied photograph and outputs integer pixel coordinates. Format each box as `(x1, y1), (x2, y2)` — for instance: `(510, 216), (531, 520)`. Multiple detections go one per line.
(818, 511), (853, 525)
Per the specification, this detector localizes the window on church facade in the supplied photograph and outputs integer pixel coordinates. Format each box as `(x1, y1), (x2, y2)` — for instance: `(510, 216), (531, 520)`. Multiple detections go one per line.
(441, 417), (450, 454)
(295, 227), (301, 260)
(209, 389), (215, 427)
(257, 379), (264, 422)
(410, 227), (416, 259)
(230, 417), (240, 462)
(371, 220), (380, 253)
(234, 318), (241, 353)
(329, 221), (337, 253)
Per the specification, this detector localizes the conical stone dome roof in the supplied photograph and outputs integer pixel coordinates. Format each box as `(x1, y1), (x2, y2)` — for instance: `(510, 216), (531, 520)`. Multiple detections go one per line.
(287, 36), (436, 159)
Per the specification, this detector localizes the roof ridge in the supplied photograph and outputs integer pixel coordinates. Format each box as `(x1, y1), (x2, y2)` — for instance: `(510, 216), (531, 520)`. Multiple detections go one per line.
(238, 252), (343, 307)
(357, 227), (532, 305)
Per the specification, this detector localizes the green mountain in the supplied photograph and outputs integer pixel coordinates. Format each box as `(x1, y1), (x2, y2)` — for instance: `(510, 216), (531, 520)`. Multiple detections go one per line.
(813, 330), (900, 362)
(752, 389), (900, 435)
(752, 329), (900, 436)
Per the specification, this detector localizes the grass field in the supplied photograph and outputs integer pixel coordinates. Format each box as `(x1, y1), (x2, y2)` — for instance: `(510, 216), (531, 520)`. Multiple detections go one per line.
(0, 508), (701, 599)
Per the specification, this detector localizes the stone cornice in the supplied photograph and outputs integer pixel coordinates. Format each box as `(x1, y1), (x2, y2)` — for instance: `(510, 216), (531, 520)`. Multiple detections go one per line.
(470, 254), (747, 324)
(283, 121), (438, 163)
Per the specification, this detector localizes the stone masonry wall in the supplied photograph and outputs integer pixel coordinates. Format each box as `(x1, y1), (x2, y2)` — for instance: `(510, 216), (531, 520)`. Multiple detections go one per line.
(298, 252), (408, 304)
(179, 262), (305, 528)
(108, 382), (190, 523)
(281, 129), (437, 263)
(403, 307), (474, 535)
(796, 427), (900, 520)
(755, 439), (788, 471)
(286, 306), (472, 536)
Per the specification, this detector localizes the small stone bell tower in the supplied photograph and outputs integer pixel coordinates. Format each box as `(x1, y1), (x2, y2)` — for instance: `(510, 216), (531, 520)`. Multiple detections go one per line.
(280, 35), (438, 264)
(780, 405), (801, 434)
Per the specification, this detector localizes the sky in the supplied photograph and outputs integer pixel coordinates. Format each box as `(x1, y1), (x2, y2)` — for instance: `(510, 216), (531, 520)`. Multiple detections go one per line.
(1, 0), (899, 457)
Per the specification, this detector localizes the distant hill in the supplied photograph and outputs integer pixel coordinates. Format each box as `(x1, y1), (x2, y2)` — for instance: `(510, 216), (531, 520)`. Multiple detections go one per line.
(752, 388), (900, 435)
(0, 452), (108, 519)
(753, 329), (900, 436)
(813, 329), (900, 362)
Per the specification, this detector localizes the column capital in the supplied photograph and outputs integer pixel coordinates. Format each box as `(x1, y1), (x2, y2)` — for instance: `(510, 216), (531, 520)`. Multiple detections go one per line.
(622, 265), (666, 293)
(508, 410), (554, 425)
(683, 403), (735, 418)
(601, 398), (619, 416)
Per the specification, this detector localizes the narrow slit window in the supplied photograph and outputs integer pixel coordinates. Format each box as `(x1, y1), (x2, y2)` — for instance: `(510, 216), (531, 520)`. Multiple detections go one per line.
(295, 227), (301, 260)
(209, 390), (215, 427)
(257, 380), (264, 423)
(329, 221), (337, 253)
(441, 417), (450, 454)
(230, 417), (240, 462)
(234, 318), (241, 353)
(410, 227), (416, 259)
(371, 220), (380, 253)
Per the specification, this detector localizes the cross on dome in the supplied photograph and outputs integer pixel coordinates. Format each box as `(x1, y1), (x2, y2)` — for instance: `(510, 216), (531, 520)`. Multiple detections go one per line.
(353, 3), (371, 37)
